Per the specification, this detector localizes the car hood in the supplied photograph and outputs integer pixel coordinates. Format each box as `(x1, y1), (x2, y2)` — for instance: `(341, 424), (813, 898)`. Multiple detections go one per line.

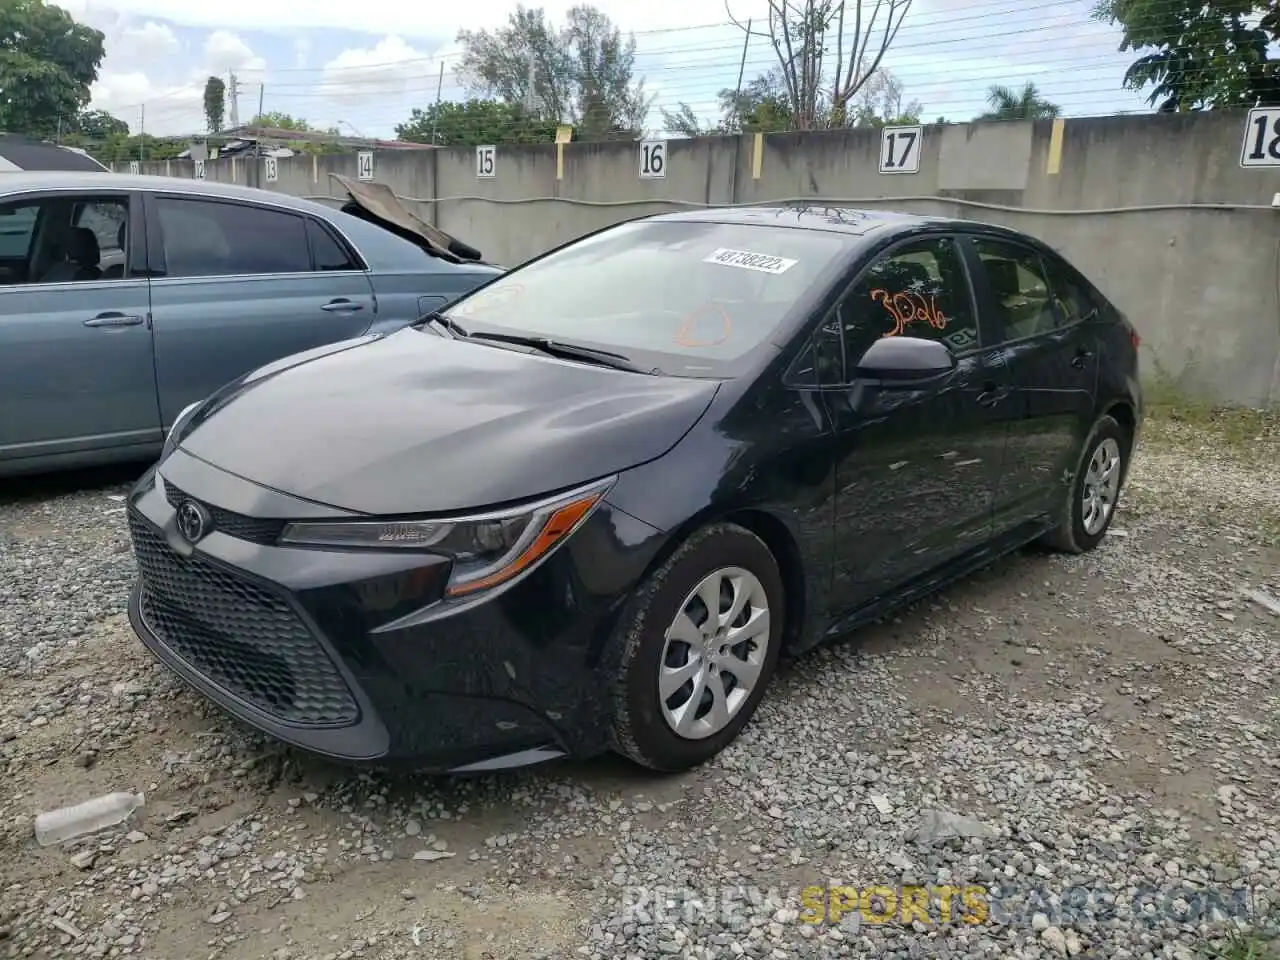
(178, 329), (721, 515)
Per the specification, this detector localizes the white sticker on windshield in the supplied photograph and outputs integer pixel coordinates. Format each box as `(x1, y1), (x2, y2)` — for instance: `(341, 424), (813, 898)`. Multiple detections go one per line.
(703, 247), (798, 275)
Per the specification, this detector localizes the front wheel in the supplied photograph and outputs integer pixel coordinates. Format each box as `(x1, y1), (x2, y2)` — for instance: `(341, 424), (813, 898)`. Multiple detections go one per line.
(1040, 414), (1129, 554)
(609, 523), (785, 772)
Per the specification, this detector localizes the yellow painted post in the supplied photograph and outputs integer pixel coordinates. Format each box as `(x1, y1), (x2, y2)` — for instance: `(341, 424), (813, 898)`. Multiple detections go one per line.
(1046, 118), (1066, 175)
(554, 125), (572, 181)
(752, 132), (764, 179)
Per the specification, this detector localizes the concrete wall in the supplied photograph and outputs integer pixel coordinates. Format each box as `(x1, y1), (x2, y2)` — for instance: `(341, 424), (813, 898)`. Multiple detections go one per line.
(124, 111), (1280, 407)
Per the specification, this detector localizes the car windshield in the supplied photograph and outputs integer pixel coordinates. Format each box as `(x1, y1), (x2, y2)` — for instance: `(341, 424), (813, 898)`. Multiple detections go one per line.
(442, 219), (849, 376)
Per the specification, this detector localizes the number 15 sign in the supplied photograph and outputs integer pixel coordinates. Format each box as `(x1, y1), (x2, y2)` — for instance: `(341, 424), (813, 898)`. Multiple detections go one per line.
(879, 125), (922, 174)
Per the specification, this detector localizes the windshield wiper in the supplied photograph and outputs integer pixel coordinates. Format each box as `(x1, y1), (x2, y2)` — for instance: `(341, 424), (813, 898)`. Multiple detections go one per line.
(412, 311), (470, 339)
(465, 332), (656, 374)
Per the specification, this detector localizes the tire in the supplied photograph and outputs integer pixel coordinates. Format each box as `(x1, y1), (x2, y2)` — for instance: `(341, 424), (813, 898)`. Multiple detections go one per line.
(609, 522), (785, 772)
(1040, 414), (1130, 554)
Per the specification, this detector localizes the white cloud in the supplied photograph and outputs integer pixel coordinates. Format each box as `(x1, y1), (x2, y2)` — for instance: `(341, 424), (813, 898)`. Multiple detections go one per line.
(57, 0), (732, 36)
(204, 30), (265, 73)
(117, 21), (180, 59)
(317, 36), (433, 107)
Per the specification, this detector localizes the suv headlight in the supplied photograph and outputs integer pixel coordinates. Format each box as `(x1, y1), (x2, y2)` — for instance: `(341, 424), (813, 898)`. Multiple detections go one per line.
(278, 477), (614, 598)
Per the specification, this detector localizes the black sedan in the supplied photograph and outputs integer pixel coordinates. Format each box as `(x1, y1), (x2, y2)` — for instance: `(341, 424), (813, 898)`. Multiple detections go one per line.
(124, 205), (1142, 774)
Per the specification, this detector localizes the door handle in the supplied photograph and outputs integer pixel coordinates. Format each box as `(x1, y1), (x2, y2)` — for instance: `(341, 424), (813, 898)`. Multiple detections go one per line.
(976, 384), (1010, 407)
(84, 312), (144, 328)
(1070, 348), (1094, 370)
(320, 299), (364, 313)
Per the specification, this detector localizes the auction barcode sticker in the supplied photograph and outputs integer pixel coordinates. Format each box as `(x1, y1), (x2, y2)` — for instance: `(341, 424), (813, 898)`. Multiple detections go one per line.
(704, 248), (798, 275)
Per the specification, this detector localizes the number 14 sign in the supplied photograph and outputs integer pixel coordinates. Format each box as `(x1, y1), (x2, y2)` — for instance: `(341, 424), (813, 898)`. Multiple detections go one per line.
(879, 125), (922, 174)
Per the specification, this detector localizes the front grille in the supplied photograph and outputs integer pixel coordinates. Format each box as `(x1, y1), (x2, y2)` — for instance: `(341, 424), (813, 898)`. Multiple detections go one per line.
(130, 512), (359, 726)
(163, 479), (285, 545)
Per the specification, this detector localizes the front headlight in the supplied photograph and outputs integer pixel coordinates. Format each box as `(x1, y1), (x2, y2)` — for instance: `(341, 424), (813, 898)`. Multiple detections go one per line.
(278, 477), (615, 598)
(167, 402), (200, 442)
(162, 401), (203, 456)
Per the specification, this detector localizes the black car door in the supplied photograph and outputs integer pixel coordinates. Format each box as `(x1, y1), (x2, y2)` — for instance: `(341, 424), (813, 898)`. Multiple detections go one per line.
(820, 234), (1017, 615)
(959, 234), (1102, 536)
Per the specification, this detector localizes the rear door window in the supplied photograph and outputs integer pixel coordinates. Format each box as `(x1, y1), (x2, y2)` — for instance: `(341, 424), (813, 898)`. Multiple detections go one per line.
(154, 197), (311, 278)
(1042, 252), (1103, 325)
(970, 237), (1058, 341)
(306, 219), (359, 271)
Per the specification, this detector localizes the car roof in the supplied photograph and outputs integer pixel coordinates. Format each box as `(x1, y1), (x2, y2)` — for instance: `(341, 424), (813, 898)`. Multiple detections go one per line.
(648, 204), (1033, 245)
(0, 135), (111, 173)
(0, 170), (341, 218)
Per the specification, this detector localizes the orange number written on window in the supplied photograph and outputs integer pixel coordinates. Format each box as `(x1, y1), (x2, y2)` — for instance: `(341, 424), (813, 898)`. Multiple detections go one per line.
(871, 288), (949, 338)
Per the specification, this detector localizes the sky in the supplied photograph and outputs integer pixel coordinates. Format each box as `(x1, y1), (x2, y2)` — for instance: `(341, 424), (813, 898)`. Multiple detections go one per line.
(59, 0), (1156, 141)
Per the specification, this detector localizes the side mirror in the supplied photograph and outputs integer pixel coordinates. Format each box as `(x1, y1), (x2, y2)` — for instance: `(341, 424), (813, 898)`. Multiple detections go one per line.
(853, 335), (956, 383)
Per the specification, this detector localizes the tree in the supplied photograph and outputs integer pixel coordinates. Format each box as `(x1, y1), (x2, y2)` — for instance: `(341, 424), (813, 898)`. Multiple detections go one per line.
(72, 108), (127, 138)
(1091, 0), (1280, 110)
(249, 111), (314, 131)
(456, 4), (652, 139)
(396, 99), (559, 145)
(203, 76), (226, 133)
(848, 67), (922, 126)
(976, 82), (1061, 120)
(725, 0), (914, 131)
(0, 0), (106, 136)
(662, 70), (796, 136)
(661, 65), (919, 136)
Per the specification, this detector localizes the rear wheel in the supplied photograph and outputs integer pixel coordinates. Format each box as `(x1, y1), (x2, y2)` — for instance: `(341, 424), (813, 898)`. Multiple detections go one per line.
(1040, 414), (1129, 554)
(609, 523), (784, 772)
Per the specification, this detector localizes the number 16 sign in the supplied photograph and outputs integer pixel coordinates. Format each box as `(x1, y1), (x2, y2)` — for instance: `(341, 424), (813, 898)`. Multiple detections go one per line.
(879, 124), (922, 174)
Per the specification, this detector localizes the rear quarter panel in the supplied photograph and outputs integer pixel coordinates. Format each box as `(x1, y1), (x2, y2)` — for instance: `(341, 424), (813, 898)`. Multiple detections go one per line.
(346, 219), (502, 332)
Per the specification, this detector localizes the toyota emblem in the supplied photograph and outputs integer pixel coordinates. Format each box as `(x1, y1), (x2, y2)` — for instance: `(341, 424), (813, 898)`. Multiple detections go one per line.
(175, 499), (211, 543)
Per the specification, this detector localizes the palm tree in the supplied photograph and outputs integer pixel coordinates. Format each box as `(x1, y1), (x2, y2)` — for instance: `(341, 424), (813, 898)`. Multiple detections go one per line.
(977, 82), (1061, 120)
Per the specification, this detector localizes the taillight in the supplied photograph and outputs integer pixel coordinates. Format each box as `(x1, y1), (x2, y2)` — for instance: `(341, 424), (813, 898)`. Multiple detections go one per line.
(1120, 312), (1139, 349)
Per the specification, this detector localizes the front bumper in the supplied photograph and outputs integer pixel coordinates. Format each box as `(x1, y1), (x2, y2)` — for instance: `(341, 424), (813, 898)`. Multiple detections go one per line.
(125, 450), (667, 770)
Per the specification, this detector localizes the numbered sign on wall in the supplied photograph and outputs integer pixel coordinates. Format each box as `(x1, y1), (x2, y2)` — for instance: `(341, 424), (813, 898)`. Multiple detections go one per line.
(128, 160), (139, 175)
(357, 151), (374, 181)
(475, 144), (496, 178)
(639, 140), (666, 179)
(1241, 108), (1280, 167)
(264, 156), (279, 183)
(193, 159), (205, 180)
(878, 125), (922, 175)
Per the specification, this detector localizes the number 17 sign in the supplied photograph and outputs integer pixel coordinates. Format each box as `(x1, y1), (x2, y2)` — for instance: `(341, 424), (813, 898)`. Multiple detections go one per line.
(879, 124), (922, 174)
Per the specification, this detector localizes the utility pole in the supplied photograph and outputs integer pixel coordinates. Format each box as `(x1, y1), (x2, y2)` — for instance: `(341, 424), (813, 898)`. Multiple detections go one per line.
(139, 105), (145, 161)
(253, 82), (264, 187)
(430, 62), (444, 144)
(228, 71), (239, 129)
(732, 20), (751, 131)
(524, 53), (536, 114)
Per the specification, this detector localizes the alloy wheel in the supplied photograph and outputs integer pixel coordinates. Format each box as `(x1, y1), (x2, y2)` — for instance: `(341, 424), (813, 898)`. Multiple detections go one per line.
(658, 566), (771, 740)
(1082, 437), (1122, 536)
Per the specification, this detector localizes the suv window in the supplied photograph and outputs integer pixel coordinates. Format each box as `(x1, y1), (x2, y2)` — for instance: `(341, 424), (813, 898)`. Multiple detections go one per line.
(306, 219), (358, 271)
(972, 237), (1057, 340)
(835, 236), (979, 371)
(155, 197), (311, 278)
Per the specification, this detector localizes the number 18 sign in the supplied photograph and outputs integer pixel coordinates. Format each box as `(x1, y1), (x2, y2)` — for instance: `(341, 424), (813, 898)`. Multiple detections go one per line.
(879, 124), (922, 175)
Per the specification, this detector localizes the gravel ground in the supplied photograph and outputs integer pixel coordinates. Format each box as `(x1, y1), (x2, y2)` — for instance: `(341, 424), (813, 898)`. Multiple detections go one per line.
(1, 417), (1277, 960)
